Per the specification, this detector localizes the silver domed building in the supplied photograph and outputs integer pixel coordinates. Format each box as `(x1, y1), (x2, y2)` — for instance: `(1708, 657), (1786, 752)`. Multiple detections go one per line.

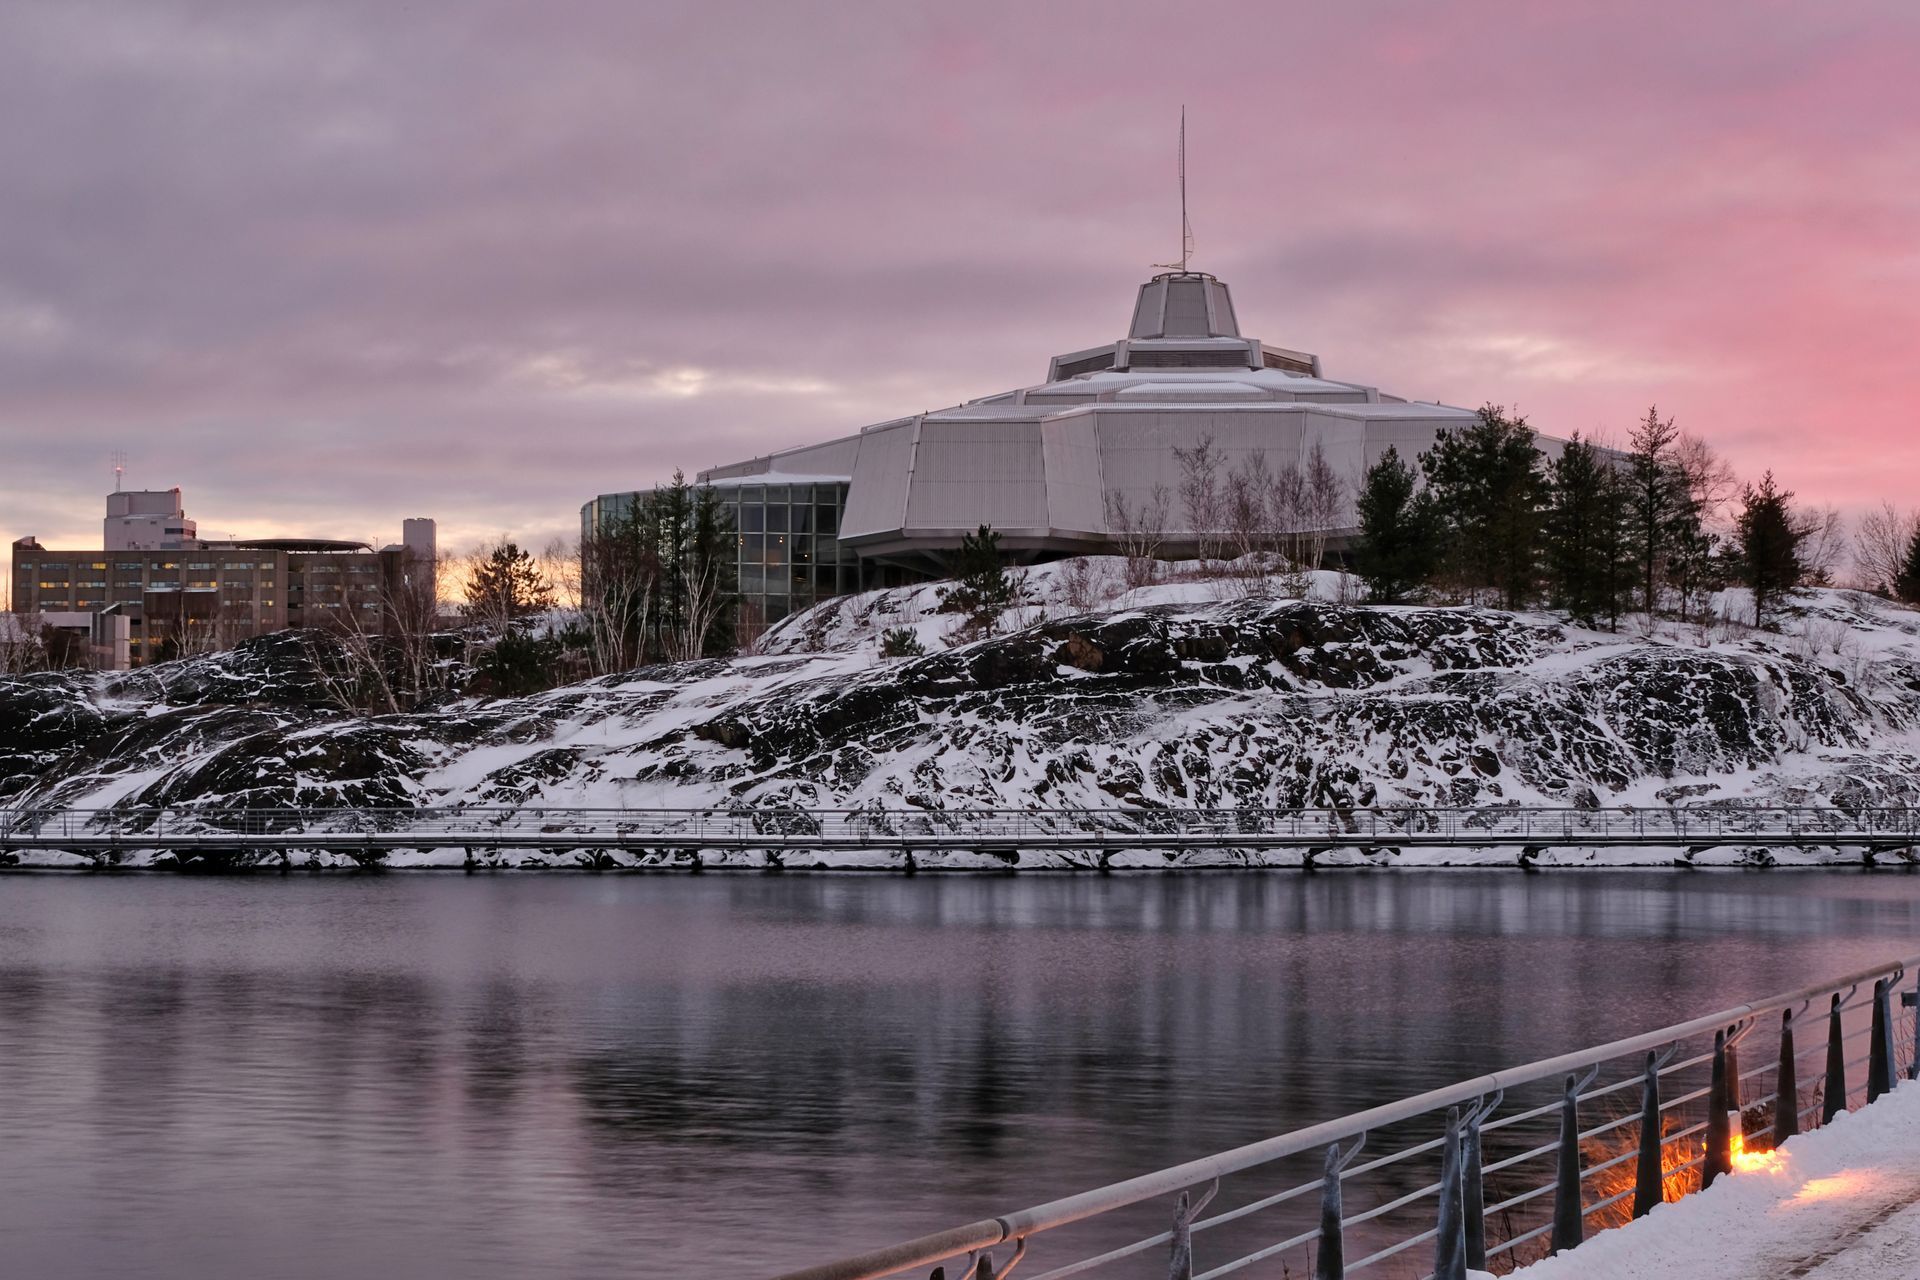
(585, 271), (1556, 629)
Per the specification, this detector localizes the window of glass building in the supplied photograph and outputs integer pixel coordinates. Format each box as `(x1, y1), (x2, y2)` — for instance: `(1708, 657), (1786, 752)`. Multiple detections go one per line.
(715, 480), (862, 640)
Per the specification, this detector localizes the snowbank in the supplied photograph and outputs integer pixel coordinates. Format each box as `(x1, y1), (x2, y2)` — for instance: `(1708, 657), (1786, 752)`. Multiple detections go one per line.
(1514, 1081), (1920, 1278)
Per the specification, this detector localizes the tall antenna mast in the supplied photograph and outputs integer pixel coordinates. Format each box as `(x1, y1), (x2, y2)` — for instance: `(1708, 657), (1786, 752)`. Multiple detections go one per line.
(1178, 105), (1192, 272)
(1152, 107), (1196, 274)
(111, 450), (126, 493)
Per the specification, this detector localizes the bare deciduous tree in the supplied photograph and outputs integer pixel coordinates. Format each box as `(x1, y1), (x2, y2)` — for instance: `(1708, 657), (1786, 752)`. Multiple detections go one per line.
(1674, 433), (1739, 531)
(1173, 435), (1224, 566)
(1854, 503), (1918, 596)
(666, 549), (728, 663)
(1224, 453), (1272, 592)
(541, 538), (582, 612)
(1268, 457), (1305, 571)
(1105, 484), (1171, 588)
(1056, 557), (1114, 610)
(1795, 504), (1848, 588)
(1299, 440), (1346, 574)
(0, 613), (50, 673)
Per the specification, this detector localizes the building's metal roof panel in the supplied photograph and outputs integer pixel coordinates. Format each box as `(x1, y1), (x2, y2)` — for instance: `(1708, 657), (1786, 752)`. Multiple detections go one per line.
(839, 419), (917, 541)
(699, 432), (864, 482)
(1039, 416), (1105, 534)
(901, 422), (1051, 532)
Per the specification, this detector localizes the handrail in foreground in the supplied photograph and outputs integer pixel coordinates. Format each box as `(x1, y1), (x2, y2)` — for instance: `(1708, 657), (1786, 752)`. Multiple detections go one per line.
(772, 952), (1920, 1280)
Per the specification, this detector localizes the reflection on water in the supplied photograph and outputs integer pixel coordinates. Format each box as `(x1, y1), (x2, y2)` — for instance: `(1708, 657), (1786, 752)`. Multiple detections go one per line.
(1, 871), (1916, 1277)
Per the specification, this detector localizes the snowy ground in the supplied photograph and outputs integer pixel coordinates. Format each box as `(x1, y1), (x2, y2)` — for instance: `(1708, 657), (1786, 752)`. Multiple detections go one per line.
(1512, 1081), (1920, 1279)
(757, 558), (1365, 656)
(12, 557), (1920, 869)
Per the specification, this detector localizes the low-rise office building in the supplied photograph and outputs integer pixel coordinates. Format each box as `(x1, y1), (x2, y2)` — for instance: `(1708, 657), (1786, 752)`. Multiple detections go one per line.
(10, 492), (436, 667)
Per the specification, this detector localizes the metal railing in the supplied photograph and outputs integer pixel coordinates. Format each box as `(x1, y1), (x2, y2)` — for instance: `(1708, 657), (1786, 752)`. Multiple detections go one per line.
(771, 954), (1920, 1280)
(3, 803), (1920, 858)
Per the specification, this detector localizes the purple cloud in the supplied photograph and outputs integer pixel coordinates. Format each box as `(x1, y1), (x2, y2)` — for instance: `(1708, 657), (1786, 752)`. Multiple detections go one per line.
(4, 0), (1918, 588)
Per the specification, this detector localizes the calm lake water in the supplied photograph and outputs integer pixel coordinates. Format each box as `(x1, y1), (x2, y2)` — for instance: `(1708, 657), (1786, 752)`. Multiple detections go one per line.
(1, 871), (1917, 1278)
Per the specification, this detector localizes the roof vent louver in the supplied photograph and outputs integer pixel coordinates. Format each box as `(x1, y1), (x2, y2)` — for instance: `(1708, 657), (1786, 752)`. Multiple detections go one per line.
(1055, 352), (1117, 380)
(1128, 349), (1253, 369)
(1262, 350), (1317, 376)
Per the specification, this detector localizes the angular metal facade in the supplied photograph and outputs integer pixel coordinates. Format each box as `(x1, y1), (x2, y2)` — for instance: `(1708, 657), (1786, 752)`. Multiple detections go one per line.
(690, 271), (1562, 569)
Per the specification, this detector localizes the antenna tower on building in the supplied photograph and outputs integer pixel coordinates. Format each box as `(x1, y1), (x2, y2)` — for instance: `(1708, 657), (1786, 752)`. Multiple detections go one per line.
(1152, 107), (1195, 274)
(111, 450), (127, 492)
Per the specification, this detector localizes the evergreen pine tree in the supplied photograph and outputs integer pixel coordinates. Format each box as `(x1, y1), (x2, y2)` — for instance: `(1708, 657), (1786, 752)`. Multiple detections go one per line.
(1625, 406), (1683, 618)
(1353, 446), (1439, 604)
(1420, 405), (1546, 609)
(1664, 491), (1719, 626)
(1543, 435), (1630, 628)
(465, 540), (554, 622)
(946, 524), (1015, 630)
(1897, 525), (1920, 605)
(1736, 471), (1803, 628)
(1593, 463), (1633, 633)
(477, 630), (563, 696)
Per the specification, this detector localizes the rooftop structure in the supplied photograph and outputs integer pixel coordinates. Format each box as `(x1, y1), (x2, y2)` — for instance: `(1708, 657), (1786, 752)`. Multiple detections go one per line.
(590, 267), (1564, 628)
(695, 271), (1545, 571)
(105, 488), (196, 551)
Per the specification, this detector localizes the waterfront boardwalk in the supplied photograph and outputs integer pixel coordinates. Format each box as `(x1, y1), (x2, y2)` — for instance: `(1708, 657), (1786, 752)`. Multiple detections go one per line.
(1515, 1081), (1920, 1279)
(7, 803), (1920, 861)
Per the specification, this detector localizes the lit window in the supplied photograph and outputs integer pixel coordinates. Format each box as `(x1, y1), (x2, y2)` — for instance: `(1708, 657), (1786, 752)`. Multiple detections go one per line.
(90, 562), (106, 571)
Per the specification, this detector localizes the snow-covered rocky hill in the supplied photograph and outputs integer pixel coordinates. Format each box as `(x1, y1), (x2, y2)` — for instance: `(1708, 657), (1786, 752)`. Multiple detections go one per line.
(6, 559), (1920, 868)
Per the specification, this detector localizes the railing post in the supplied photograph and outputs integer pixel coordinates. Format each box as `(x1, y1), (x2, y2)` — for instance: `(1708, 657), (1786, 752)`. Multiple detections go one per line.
(1775, 1009), (1799, 1145)
(1314, 1143), (1348, 1280)
(1433, 1107), (1466, 1280)
(1726, 1028), (1742, 1117)
(1167, 1184), (1216, 1280)
(1869, 978), (1893, 1103)
(1632, 1050), (1664, 1218)
(1704, 1029), (1731, 1187)
(1911, 970), (1920, 1082)
(1824, 993), (1848, 1124)
(1462, 1100), (1490, 1273)
(1550, 1070), (1594, 1255)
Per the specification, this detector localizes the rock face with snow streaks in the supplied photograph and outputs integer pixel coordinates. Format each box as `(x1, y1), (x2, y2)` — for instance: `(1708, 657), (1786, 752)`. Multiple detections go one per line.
(5, 577), (1920, 867)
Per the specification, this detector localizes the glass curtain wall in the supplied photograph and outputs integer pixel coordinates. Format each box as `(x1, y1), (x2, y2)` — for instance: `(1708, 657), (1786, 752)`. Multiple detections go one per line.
(582, 482), (864, 641)
(724, 481), (861, 632)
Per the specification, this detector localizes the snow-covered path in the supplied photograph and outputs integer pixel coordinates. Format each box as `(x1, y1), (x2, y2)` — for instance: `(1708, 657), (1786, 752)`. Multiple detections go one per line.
(1512, 1081), (1920, 1278)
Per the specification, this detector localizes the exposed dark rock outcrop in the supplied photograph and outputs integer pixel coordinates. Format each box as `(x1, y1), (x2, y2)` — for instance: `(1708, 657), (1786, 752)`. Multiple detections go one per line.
(5, 590), (1920, 867)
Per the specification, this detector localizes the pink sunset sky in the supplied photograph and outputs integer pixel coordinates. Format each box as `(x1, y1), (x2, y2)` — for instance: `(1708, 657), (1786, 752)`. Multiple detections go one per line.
(2, 1), (1917, 585)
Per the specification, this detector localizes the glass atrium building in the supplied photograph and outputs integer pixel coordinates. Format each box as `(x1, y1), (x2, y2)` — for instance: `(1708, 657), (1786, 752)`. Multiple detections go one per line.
(581, 478), (865, 633)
